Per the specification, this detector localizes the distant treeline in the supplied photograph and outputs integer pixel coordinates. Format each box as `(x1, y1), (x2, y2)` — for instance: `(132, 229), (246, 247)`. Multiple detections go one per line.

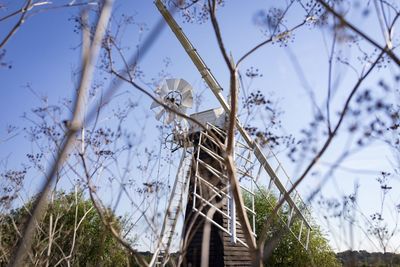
(337, 250), (400, 267)
(138, 250), (400, 266)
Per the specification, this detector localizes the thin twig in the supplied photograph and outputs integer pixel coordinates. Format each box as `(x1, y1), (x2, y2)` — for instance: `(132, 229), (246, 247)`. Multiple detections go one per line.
(326, 29), (337, 135)
(316, 0), (400, 66)
(0, 0), (32, 49)
(237, 20), (307, 67)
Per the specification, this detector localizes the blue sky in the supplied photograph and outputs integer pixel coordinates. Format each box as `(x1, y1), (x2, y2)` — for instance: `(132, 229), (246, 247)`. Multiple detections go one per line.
(1, 0), (399, 252)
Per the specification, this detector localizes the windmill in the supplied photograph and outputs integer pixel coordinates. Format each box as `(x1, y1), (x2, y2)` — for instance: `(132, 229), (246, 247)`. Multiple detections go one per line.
(151, 78), (193, 126)
(150, 1), (313, 266)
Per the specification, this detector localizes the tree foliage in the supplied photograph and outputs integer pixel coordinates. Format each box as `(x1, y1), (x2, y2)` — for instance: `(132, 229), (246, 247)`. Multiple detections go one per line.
(337, 250), (400, 267)
(250, 187), (341, 267)
(0, 190), (132, 266)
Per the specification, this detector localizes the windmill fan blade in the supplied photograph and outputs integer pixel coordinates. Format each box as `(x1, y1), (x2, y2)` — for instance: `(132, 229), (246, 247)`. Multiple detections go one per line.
(175, 107), (187, 121)
(176, 79), (190, 92)
(180, 118), (189, 131)
(166, 79), (177, 92)
(181, 91), (193, 108)
(158, 84), (170, 97)
(180, 83), (192, 94)
(155, 109), (165, 121)
(176, 115), (183, 122)
(176, 118), (189, 132)
(165, 111), (175, 124)
(150, 100), (161, 109)
(179, 81), (194, 108)
(173, 79), (181, 91)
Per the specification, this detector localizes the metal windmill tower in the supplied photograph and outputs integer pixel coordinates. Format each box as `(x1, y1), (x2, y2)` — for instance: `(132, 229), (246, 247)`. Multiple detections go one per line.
(149, 1), (312, 266)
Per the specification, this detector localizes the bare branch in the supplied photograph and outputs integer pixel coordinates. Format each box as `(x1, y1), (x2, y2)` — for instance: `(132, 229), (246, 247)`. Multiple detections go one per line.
(79, 153), (149, 266)
(316, 0), (400, 66)
(207, 0), (233, 72)
(237, 20), (308, 67)
(257, 50), (385, 261)
(0, 0), (32, 49)
(8, 1), (114, 265)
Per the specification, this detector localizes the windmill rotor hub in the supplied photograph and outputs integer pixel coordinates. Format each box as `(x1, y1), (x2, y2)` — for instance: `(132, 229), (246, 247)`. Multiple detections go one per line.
(165, 90), (183, 107)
